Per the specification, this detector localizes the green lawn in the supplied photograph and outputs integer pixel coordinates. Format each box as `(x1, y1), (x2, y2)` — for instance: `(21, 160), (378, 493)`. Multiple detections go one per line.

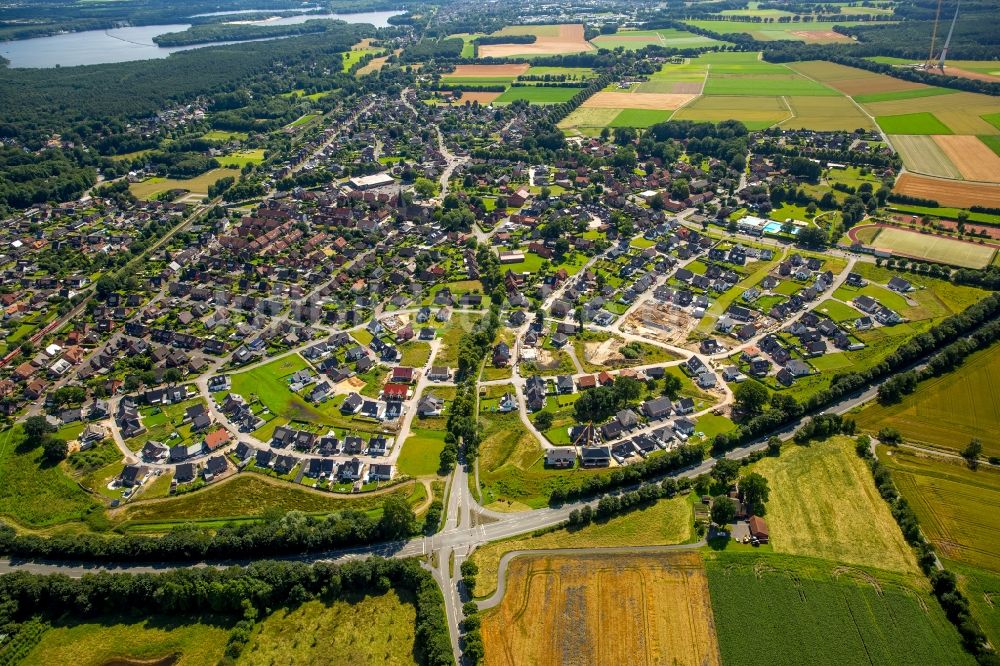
(876, 112), (953, 135)
(812, 298), (862, 323)
(216, 149), (265, 168)
(398, 428), (447, 477)
(707, 551), (973, 666)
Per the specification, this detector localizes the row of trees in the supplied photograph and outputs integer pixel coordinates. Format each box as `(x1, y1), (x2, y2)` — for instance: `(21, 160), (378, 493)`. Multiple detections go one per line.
(0, 558), (453, 666)
(857, 439), (995, 662)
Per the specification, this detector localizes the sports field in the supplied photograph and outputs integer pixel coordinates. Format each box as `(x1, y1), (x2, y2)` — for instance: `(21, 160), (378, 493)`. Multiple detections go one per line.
(750, 437), (917, 573)
(890, 135), (962, 179)
(866, 225), (995, 268)
(707, 552), (974, 666)
(857, 342), (1000, 455)
(878, 446), (1000, 572)
(482, 552), (720, 666)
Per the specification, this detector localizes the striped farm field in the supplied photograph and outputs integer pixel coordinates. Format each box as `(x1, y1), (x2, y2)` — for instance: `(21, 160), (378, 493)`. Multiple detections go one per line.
(858, 342), (1000, 456)
(672, 95), (789, 129)
(582, 91), (696, 110)
(878, 445), (1000, 573)
(863, 92), (1000, 135)
(890, 135), (962, 179)
(779, 96), (874, 131)
(557, 106), (620, 132)
(788, 60), (928, 96)
(933, 135), (1000, 183)
(893, 173), (1000, 209)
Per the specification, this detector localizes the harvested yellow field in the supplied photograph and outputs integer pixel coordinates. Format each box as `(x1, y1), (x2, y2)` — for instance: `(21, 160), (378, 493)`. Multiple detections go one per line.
(780, 95), (875, 131)
(445, 63), (530, 78)
(582, 91), (697, 110)
(894, 173), (1000, 208)
(933, 135), (1000, 183)
(789, 60), (925, 96)
(482, 552), (720, 666)
(673, 95), (790, 128)
(450, 91), (502, 105)
(478, 24), (594, 57)
(751, 437), (918, 573)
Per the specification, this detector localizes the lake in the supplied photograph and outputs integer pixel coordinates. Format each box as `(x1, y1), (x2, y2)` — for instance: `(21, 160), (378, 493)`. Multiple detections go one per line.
(0, 11), (402, 69)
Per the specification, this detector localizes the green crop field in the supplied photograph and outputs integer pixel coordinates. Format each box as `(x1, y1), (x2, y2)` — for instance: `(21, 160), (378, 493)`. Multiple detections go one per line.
(590, 28), (719, 50)
(439, 76), (517, 86)
(981, 135), (1000, 157)
(494, 86), (580, 105)
(216, 148), (265, 168)
(856, 343), (1000, 455)
(949, 561), (1000, 649)
(879, 446), (1000, 573)
(707, 552), (974, 666)
(854, 87), (957, 104)
(703, 74), (837, 96)
(523, 66), (596, 79)
(23, 615), (232, 666)
(890, 135), (962, 180)
(876, 112), (953, 135)
(749, 437), (917, 573)
(609, 108), (672, 127)
(984, 113), (1000, 131)
(241, 593), (418, 666)
(683, 19), (871, 42)
(672, 94), (789, 129)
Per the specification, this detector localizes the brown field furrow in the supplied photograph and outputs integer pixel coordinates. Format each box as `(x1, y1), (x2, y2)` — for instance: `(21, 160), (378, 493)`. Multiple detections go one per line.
(582, 91), (697, 110)
(449, 92), (502, 105)
(893, 173), (1000, 208)
(482, 552), (720, 666)
(445, 64), (530, 78)
(932, 135), (1000, 183)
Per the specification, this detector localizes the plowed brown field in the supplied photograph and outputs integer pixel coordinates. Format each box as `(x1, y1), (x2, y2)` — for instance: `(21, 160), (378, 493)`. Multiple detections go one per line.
(582, 91), (697, 110)
(482, 552), (721, 666)
(933, 135), (1000, 183)
(894, 173), (1000, 208)
(478, 24), (594, 57)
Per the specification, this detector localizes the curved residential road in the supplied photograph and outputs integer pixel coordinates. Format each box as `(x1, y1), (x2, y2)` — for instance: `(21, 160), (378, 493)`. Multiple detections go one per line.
(475, 539), (708, 611)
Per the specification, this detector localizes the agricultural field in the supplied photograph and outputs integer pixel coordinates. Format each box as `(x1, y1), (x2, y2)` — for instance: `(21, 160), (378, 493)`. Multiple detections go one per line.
(706, 551), (974, 666)
(854, 225), (996, 268)
(118, 473), (419, 527)
(216, 148), (265, 168)
(637, 58), (709, 94)
(933, 135), (1000, 182)
(341, 47), (382, 71)
(607, 108), (672, 127)
(890, 135), (963, 179)
(477, 24), (594, 58)
(129, 167), (239, 200)
(878, 446), (1000, 573)
(22, 615), (232, 666)
(749, 437), (917, 573)
(877, 112), (953, 135)
(557, 107), (621, 134)
(949, 561), (1000, 649)
(493, 86), (580, 105)
(240, 592), (417, 666)
(779, 95), (874, 131)
(788, 60), (930, 96)
(471, 496), (693, 598)
(482, 552), (720, 666)
(682, 19), (865, 42)
(893, 173), (1000, 209)
(863, 92), (1000, 135)
(590, 27), (720, 50)
(582, 90), (695, 110)
(672, 95), (790, 130)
